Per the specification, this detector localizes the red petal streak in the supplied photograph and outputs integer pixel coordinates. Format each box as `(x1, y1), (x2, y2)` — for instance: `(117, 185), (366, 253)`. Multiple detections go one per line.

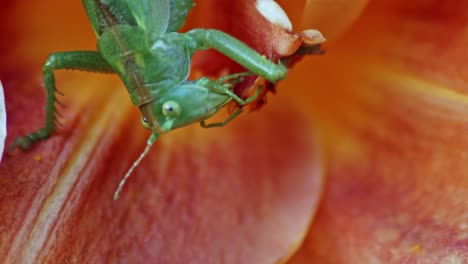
(1, 1), (325, 262)
(1, 71), (323, 262)
(289, 75), (468, 263)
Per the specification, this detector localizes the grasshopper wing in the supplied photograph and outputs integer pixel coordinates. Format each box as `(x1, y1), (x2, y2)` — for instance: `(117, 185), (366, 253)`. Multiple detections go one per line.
(82, 0), (170, 38)
(166, 0), (195, 32)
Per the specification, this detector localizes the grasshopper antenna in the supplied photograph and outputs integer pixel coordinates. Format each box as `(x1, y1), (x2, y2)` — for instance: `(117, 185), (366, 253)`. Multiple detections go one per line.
(114, 132), (159, 200)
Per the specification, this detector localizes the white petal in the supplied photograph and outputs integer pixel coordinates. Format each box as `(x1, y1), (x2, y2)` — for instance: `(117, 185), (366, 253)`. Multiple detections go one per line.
(0, 81), (6, 163)
(256, 0), (293, 31)
(301, 29), (327, 45)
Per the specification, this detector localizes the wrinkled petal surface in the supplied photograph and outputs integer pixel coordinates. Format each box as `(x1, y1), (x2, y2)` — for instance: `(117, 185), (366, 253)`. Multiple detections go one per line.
(286, 0), (468, 262)
(0, 81), (6, 163)
(3, 0), (466, 263)
(0, 0), (324, 263)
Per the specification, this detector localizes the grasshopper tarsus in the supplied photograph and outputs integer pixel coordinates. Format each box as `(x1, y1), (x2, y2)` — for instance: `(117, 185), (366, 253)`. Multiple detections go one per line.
(8, 137), (32, 153)
(8, 128), (51, 153)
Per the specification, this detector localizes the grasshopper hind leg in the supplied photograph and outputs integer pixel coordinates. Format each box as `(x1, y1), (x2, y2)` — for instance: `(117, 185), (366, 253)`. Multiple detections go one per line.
(8, 51), (114, 152)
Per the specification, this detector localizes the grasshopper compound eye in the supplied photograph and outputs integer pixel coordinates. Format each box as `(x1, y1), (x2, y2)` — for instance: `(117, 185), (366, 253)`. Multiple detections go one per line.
(162, 101), (181, 118)
(141, 116), (151, 129)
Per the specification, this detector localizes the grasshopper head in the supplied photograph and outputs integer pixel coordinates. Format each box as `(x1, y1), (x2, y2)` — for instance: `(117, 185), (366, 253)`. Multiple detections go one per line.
(140, 83), (230, 133)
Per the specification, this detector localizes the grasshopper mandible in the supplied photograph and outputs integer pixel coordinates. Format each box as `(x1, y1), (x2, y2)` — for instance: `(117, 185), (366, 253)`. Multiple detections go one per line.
(9, 0), (288, 199)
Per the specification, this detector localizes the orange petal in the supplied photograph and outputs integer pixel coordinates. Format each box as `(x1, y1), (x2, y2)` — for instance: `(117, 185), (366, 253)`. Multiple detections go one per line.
(0, 0), (324, 262)
(301, 0), (369, 41)
(0, 81), (6, 162)
(286, 0), (468, 262)
(1, 72), (323, 263)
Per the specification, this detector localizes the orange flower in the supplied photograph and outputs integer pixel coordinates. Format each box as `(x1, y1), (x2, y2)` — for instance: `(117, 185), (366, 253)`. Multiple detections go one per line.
(1, 0), (467, 263)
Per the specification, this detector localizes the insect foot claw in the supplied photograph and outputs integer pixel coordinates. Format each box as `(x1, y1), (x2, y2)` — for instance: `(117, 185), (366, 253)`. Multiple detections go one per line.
(8, 136), (33, 153)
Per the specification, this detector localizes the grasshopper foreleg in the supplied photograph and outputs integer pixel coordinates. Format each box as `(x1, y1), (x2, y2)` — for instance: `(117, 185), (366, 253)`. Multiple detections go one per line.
(9, 51), (114, 152)
(187, 29), (287, 83)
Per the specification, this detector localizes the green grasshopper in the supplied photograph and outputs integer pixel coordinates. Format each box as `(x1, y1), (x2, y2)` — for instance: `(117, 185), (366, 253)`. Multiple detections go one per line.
(9, 0), (288, 199)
